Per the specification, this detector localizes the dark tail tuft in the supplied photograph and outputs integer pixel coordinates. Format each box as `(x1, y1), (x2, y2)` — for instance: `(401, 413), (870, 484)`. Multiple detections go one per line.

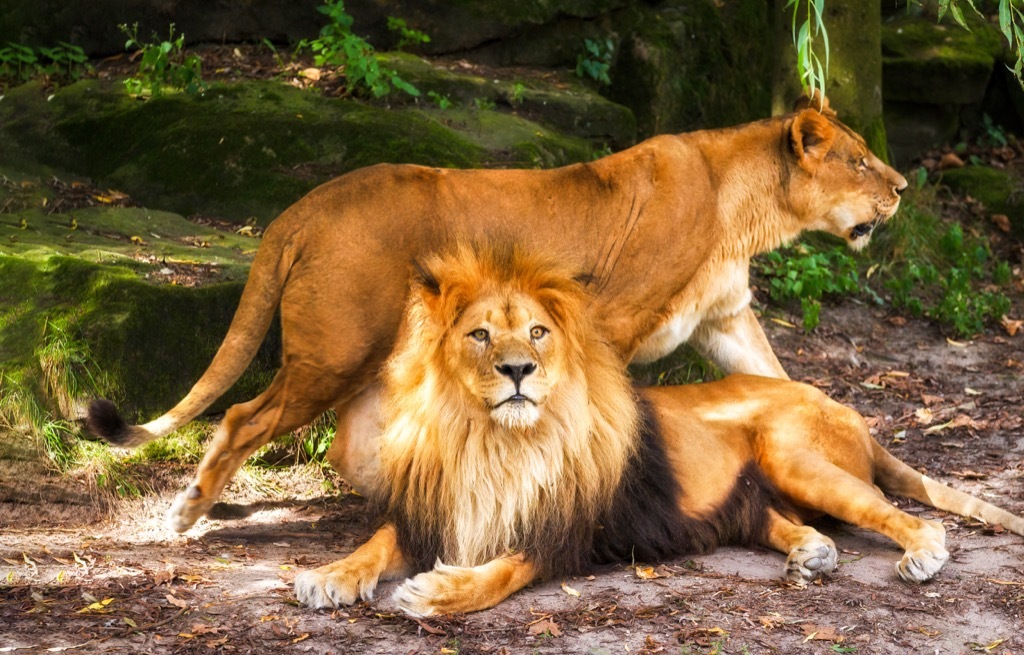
(86, 398), (131, 444)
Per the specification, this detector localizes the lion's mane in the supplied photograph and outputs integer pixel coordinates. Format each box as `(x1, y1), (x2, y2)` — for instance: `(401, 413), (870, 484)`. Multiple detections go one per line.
(373, 245), (639, 578)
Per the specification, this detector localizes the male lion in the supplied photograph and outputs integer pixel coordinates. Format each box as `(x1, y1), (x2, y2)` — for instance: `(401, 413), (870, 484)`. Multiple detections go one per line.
(294, 246), (1023, 616)
(88, 95), (908, 533)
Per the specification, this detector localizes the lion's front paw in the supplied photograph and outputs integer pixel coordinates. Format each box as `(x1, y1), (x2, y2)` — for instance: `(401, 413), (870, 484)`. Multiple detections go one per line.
(295, 562), (381, 609)
(166, 485), (213, 533)
(392, 563), (471, 617)
(785, 536), (838, 585)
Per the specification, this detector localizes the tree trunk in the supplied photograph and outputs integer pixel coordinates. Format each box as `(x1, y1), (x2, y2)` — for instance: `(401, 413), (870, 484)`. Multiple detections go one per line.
(772, 0), (889, 162)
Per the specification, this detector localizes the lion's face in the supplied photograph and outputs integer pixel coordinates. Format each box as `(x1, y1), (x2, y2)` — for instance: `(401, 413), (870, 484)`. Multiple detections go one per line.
(444, 289), (566, 431)
(788, 107), (908, 251)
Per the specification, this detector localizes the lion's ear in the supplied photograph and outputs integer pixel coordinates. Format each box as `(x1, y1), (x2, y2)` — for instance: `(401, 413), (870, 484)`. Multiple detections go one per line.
(790, 108), (835, 166)
(792, 90), (836, 117)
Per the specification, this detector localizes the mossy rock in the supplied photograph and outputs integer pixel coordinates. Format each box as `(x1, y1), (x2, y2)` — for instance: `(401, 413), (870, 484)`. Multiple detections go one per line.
(0, 181), (278, 424)
(940, 165), (1024, 239)
(881, 14), (1004, 106)
(0, 78), (609, 225)
(382, 53), (635, 147)
(605, 0), (772, 137)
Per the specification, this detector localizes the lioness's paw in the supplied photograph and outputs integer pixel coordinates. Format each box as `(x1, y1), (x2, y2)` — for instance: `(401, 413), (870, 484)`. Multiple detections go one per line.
(896, 546), (949, 583)
(392, 563), (471, 617)
(785, 536), (838, 585)
(294, 565), (379, 609)
(165, 486), (213, 533)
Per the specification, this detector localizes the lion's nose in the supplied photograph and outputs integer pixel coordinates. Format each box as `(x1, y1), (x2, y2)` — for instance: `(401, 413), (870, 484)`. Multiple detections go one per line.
(495, 361), (537, 386)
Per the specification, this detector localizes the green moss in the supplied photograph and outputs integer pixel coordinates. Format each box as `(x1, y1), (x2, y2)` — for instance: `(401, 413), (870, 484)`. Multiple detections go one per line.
(882, 15), (1004, 105)
(606, 0), (772, 137)
(382, 53), (635, 146)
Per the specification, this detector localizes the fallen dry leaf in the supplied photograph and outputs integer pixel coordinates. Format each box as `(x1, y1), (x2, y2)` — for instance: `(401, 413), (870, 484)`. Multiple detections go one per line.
(991, 214), (1012, 233)
(560, 582), (580, 597)
(1001, 315), (1022, 337)
(801, 623), (843, 642)
(528, 619), (562, 637)
(165, 593), (188, 609)
(914, 407), (934, 425)
(634, 565), (660, 580)
(938, 152), (964, 169)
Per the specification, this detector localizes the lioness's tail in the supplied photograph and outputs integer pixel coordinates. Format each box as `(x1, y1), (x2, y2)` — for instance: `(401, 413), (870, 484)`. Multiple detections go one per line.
(872, 440), (1024, 536)
(86, 224), (297, 447)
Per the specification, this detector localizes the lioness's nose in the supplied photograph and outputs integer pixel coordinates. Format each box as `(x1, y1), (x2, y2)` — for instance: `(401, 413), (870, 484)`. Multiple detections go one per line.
(894, 173), (908, 196)
(496, 362), (537, 386)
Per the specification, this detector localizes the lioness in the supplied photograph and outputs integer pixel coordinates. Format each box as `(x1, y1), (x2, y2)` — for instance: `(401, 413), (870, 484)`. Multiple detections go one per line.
(87, 95), (907, 533)
(295, 245), (1023, 616)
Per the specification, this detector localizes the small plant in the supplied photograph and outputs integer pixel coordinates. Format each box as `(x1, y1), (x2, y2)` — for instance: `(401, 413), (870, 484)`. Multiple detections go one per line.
(427, 90), (452, 109)
(979, 113), (1008, 147)
(37, 42), (91, 81)
(387, 16), (430, 50)
(758, 243), (861, 331)
(119, 23), (206, 97)
(575, 37), (614, 86)
(0, 42), (39, 82)
(473, 96), (496, 111)
(509, 81), (527, 105)
(301, 0), (419, 98)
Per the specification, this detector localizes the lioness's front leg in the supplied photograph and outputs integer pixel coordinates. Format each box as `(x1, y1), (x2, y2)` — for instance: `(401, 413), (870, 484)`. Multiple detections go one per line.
(392, 553), (539, 617)
(691, 306), (788, 379)
(295, 524), (410, 609)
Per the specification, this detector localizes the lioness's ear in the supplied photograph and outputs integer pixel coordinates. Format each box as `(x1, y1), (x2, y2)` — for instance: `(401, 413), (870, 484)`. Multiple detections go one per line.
(790, 109), (835, 165)
(411, 259), (441, 297)
(792, 89), (836, 117)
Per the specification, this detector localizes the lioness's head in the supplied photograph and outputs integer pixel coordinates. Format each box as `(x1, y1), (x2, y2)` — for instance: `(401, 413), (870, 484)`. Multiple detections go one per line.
(397, 245), (591, 431)
(788, 94), (908, 250)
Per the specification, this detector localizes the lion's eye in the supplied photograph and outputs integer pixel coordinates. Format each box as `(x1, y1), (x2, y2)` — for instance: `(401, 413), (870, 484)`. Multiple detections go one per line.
(858, 157), (869, 170)
(530, 326), (549, 340)
(469, 328), (489, 343)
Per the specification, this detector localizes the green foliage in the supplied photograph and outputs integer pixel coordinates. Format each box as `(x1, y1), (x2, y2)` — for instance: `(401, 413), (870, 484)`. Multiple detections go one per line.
(301, 0), (419, 98)
(758, 244), (860, 331)
(473, 96), (496, 111)
(510, 82), (526, 106)
(387, 16), (431, 51)
(879, 197), (1013, 338)
(979, 113), (1008, 147)
(0, 41), (91, 87)
(786, 0), (830, 98)
(37, 42), (90, 81)
(0, 42), (38, 82)
(427, 90), (453, 109)
(119, 23), (206, 97)
(575, 37), (614, 86)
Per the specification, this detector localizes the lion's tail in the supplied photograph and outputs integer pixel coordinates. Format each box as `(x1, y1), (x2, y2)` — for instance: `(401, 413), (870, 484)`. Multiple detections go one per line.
(86, 223), (297, 447)
(871, 440), (1024, 537)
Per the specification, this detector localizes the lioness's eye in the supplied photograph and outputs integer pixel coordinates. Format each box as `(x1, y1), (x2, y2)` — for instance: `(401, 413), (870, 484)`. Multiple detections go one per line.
(858, 157), (868, 169)
(530, 326), (549, 339)
(470, 328), (489, 342)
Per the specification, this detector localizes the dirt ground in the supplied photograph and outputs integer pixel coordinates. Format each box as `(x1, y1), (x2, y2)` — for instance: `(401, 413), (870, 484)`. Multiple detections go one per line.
(2, 298), (1023, 655)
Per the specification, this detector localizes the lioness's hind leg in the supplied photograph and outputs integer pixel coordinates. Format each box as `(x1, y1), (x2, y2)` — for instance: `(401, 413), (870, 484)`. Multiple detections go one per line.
(167, 366), (338, 532)
(765, 509), (837, 584)
(295, 524), (409, 609)
(393, 554), (538, 617)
